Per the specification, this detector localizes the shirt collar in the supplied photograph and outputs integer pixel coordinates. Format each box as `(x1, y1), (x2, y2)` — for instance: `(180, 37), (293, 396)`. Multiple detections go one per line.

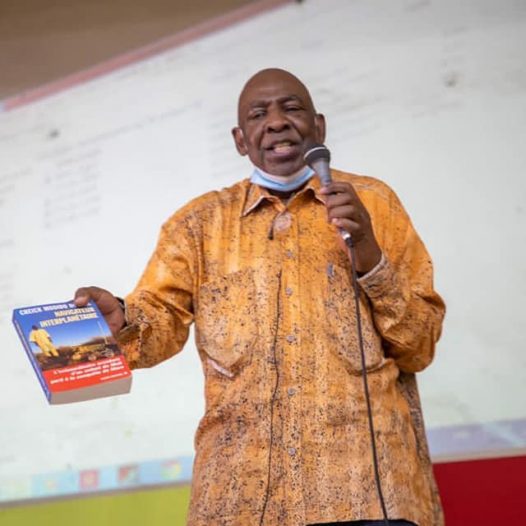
(241, 172), (326, 217)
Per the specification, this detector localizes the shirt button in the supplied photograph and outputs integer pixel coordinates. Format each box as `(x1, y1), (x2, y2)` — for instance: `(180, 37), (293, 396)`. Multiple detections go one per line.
(285, 287), (293, 297)
(274, 212), (292, 232)
(288, 447), (297, 457)
(285, 249), (294, 259)
(287, 387), (296, 396)
(286, 334), (296, 344)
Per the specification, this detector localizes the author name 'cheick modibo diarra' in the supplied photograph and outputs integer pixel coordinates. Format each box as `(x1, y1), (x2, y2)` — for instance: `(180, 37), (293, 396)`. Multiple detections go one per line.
(74, 68), (445, 526)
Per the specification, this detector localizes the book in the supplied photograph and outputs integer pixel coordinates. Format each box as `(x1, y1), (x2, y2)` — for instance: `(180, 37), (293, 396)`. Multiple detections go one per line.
(12, 300), (132, 404)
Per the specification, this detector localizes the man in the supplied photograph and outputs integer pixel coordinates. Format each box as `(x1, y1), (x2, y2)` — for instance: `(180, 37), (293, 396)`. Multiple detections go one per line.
(75, 69), (445, 526)
(29, 325), (59, 357)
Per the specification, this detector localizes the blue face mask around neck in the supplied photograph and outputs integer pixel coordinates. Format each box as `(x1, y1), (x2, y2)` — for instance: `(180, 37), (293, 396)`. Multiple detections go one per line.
(250, 166), (315, 193)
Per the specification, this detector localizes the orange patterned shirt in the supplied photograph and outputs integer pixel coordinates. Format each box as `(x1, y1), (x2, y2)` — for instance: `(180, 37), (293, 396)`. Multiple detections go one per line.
(121, 170), (445, 526)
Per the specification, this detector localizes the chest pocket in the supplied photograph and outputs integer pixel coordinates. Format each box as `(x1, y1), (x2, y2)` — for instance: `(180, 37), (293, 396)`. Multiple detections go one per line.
(326, 263), (385, 374)
(195, 268), (257, 376)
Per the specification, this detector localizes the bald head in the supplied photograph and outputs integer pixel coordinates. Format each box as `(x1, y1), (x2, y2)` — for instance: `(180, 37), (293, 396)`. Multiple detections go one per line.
(232, 68), (325, 176)
(237, 68), (316, 124)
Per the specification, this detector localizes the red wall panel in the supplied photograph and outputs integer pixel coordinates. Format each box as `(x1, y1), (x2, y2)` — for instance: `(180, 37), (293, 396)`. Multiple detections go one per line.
(433, 455), (525, 525)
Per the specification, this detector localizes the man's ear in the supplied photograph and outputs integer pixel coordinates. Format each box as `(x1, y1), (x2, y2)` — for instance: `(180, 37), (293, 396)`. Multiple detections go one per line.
(314, 113), (326, 144)
(232, 126), (248, 156)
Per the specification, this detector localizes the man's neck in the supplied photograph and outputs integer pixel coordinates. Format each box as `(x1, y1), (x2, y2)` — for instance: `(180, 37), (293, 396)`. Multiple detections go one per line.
(250, 165), (314, 201)
(255, 165), (308, 184)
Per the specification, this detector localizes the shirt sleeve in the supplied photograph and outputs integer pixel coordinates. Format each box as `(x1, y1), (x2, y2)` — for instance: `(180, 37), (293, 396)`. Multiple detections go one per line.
(358, 183), (445, 373)
(117, 213), (197, 369)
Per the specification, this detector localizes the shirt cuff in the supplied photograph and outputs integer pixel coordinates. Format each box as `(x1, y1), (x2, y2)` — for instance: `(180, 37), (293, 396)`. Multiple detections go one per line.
(357, 253), (397, 300)
(357, 252), (386, 283)
(115, 297), (129, 326)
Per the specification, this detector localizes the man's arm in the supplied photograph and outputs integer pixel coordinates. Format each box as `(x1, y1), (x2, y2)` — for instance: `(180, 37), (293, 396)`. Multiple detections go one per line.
(357, 218), (445, 373)
(74, 213), (197, 369)
(322, 176), (445, 373)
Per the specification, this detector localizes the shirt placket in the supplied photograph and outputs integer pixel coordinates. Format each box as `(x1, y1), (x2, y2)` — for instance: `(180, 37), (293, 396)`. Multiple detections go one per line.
(270, 204), (305, 526)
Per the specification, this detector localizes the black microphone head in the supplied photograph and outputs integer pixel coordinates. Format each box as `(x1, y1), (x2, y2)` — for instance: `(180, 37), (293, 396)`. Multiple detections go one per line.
(303, 142), (331, 167)
(304, 142), (332, 186)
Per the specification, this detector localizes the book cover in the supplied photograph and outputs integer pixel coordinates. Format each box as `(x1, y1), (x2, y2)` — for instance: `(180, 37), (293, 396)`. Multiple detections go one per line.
(12, 301), (132, 404)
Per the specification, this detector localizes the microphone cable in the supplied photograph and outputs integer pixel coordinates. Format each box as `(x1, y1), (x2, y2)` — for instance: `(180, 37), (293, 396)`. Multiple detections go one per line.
(345, 234), (390, 526)
(304, 142), (390, 524)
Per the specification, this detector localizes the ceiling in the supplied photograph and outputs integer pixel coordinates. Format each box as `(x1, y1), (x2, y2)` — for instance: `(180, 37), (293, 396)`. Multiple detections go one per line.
(0, 0), (260, 100)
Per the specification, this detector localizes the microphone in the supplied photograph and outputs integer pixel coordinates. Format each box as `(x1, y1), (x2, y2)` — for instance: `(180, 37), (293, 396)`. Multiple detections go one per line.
(303, 143), (332, 186)
(304, 142), (351, 241)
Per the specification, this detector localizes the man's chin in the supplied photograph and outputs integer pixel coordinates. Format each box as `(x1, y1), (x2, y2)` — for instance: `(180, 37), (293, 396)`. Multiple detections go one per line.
(257, 159), (306, 177)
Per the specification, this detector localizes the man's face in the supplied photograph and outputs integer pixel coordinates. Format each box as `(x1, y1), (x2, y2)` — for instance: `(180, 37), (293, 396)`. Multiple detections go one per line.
(232, 70), (325, 176)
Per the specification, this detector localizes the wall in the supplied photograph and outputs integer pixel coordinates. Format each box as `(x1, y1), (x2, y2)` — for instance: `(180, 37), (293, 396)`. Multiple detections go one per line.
(1, 0), (525, 519)
(0, 486), (191, 526)
(2, 456), (525, 525)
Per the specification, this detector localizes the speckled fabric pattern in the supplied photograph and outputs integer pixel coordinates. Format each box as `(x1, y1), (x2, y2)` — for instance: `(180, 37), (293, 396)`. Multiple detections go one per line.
(120, 170), (445, 526)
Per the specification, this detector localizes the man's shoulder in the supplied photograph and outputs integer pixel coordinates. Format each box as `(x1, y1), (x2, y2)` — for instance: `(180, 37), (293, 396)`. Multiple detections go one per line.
(164, 178), (251, 227)
(332, 169), (397, 203)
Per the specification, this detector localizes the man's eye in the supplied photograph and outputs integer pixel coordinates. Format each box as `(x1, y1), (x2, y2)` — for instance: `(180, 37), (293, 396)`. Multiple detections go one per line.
(249, 110), (265, 119)
(285, 106), (301, 112)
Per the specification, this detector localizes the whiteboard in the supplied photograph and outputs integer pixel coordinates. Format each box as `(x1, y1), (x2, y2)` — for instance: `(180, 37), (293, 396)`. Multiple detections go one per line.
(1, 0), (525, 503)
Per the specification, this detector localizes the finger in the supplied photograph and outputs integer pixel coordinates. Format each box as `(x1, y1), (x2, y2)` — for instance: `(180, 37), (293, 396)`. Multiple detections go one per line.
(321, 183), (362, 208)
(73, 286), (104, 307)
(74, 287), (92, 306)
(327, 205), (359, 222)
(319, 182), (355, 195)
(331, 217), (360, 234)
(325, 192), (353, 209)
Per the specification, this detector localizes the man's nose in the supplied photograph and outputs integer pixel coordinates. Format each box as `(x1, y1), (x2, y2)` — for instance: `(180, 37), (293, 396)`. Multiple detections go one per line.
(265, 108), (290, 132)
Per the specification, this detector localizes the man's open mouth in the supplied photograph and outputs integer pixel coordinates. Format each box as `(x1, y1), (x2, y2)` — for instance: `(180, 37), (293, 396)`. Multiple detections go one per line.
(267, 140), (297, 154)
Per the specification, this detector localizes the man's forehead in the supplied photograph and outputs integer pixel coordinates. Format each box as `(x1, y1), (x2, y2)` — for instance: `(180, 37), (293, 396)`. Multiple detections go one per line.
(245, 94), (304, 108)
(238, 70), (315, 112)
